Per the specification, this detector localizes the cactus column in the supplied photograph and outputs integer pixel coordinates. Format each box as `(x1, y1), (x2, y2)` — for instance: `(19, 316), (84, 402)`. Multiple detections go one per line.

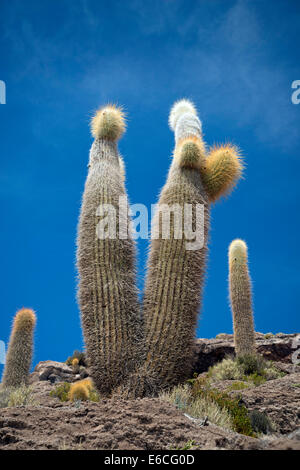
(77, 105), (143, 396)
(138, 100), (243, 394)
(1, 308), (36, 387)
(229, 239), (256, 357)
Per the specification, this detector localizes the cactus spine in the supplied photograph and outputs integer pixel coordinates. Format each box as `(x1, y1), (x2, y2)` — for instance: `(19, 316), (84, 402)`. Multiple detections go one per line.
(77, 104), (143, 396)
(133, 100), (244, 394)
(1, 308), (36, 387)
(229, 239), (256, 357)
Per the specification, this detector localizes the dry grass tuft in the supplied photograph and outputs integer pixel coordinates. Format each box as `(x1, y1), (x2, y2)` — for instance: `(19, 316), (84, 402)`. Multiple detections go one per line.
(160, 384), (233, 431)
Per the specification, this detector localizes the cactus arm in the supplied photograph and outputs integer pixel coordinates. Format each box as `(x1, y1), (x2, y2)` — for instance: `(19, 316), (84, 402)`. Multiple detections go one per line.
(201, 144), (243, 203)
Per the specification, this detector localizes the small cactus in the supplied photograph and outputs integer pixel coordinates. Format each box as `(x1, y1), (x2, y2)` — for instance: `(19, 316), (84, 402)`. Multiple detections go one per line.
(77, 104), (144, 396)
(1, 308), (36, 387)
(229, 239), (256, 357)
(69, 382), (89, 401)
(72, 358), (79, 367)
(79, 378), (93, 391)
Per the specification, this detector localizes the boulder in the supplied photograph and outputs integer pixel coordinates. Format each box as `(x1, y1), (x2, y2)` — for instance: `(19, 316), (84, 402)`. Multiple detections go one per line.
(192, 333), (300, 374)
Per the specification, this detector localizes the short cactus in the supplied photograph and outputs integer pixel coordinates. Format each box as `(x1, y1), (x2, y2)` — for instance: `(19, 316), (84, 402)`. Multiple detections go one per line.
(72, 358), (79, 367)
(77, 104), (143, 396)
(79, 378), (93, 391)
(1, 308), (36, 387)
(69, 382), (89, 401)
(229, 239), (256, 357)
(137, 99), (243, 393)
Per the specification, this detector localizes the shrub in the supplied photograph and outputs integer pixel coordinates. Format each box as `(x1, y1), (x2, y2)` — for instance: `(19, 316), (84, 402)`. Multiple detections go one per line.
(263, 366), (283, 381)
(264, 333), (273, 339)
(246, 373), (266, 386)
(207, 354), (283, 388)
(66, 350), (87, 367)
(249, 409), (274, 434)
(237, 354), (267, 376)
(50, 382), (71, 402)
(208, 358), (243, 381)
(190, 378), (255, 437)
(226, 381), (251, 391)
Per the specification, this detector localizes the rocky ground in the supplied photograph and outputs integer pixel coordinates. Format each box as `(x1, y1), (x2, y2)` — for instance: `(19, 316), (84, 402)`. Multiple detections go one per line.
(0, 333), (299, 450)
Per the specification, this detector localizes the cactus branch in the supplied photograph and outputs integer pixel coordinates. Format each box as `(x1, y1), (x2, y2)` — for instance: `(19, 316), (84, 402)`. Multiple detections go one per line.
(201, 144), (243, 202)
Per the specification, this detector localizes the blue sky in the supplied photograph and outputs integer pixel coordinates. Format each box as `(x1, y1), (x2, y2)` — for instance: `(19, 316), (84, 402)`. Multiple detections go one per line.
(0, 0), (299, 372)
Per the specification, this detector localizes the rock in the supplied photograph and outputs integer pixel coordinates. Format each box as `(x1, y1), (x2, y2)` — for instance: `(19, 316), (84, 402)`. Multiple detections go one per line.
(8, 334), (296, 450)
(79, 368), (89, 379)
(0, 395), (299, 450)
(31, 361), (75, 383)
(192, 333), (300, 374)
(29, 361), (91, 385)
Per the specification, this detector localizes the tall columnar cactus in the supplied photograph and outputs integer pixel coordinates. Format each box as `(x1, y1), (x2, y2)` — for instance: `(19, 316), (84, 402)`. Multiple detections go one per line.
(77, 104), (143, 396)
(1, 308), (36, 387)
(229, 239), (256, 357)
(136, 99), (243, 393)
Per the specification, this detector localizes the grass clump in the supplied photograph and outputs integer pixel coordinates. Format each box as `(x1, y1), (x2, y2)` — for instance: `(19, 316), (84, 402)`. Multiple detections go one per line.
(208, 358), (243, 381)
(0, 385), (37, 408)
(160, 384), (233, 430)
(190, 377), (255, 437)
(174, 440), (197, 450)
(247, 373), (266, 386)
(161, 375), (256, 437)
(0, 387), (12, 408)
(226, 381), (251, 391)
(50, 382), (71, 402)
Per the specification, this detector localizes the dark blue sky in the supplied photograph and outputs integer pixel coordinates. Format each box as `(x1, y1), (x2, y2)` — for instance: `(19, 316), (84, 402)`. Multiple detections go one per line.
(0, 0), (299, 371)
